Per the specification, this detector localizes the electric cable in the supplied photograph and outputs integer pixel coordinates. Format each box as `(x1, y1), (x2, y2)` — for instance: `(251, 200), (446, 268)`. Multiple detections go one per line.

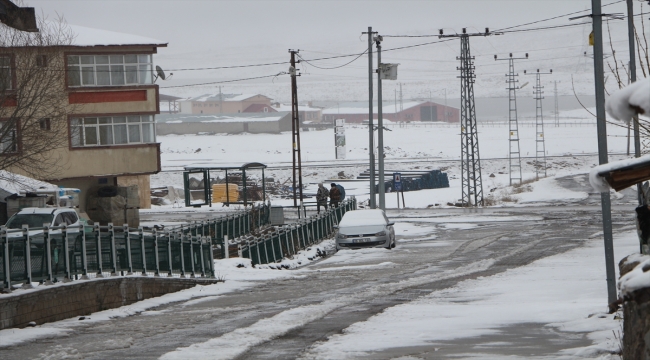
(160, 72), (288, 89)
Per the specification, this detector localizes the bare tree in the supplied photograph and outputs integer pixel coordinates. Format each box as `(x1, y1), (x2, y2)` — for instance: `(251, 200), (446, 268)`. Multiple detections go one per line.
(0, 13), (78, 182)
(604, 5), (650, 151)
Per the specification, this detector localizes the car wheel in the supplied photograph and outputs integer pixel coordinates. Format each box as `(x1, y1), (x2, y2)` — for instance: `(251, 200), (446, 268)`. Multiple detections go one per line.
(391, 240), (396, 249)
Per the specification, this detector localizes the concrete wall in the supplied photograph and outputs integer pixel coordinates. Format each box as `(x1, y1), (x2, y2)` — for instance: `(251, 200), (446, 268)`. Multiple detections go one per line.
(157, 122), (245, 135)
(182, 95), (272, 114)
(0, 277), (219, 330)
(47, 144), (160, 181)
(117, 174), (152, 209)
(156, 117), (291, 135)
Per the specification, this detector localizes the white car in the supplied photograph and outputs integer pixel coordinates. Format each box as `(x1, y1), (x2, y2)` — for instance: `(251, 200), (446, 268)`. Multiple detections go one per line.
(335, 209), (396, 250)
(4, 207), (81, 240)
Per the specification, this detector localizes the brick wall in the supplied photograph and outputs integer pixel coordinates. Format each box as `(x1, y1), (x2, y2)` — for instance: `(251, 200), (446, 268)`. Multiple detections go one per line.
(0, 277), (219, 329)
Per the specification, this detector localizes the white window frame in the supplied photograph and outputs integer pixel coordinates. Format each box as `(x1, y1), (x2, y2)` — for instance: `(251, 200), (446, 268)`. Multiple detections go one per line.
(67, 54), (153, 87)
(70, 115), (156, 147)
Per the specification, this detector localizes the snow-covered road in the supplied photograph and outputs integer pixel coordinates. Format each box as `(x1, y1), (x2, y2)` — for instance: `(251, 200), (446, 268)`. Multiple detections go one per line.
(0, 174), (637, 359)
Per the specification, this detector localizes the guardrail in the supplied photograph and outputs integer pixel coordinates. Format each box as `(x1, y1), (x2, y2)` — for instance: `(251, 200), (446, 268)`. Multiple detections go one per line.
(238, 198), (357, 266)
(0, 203), (271, 292)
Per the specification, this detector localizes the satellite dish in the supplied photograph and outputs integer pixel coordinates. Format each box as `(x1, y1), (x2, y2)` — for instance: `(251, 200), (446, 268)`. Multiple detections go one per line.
(155, 65), (166, 81)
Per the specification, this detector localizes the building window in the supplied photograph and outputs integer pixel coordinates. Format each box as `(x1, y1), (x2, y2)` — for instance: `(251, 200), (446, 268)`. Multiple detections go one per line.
(0, 56), (12, 91)
(36, 55), (47, 67)
(67, 54), (153, 87)
(39, 118), (51, 130)
(0, 121), (17, 153)
(70, 115), (155, 147)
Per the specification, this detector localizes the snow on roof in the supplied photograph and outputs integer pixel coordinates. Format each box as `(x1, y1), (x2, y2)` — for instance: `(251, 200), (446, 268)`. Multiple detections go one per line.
(322, 101), (424, 115)
(274, 104), (321, 112)
(0, 171), (57, 196)
(338, 209), (387, 227)
(157, 112), (289, 124)
(69, 23), (166, 47)
(589, 154), (650, 192)
(606, 79), (650, 123)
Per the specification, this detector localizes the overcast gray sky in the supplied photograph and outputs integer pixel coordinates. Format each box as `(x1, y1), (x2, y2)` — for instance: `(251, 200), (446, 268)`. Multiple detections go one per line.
(22, 0), (646, 99)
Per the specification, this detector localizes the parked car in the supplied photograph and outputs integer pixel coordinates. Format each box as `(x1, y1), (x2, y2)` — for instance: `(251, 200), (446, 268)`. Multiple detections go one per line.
(335, 209), (396, 250)
(4, 207), (82, 240)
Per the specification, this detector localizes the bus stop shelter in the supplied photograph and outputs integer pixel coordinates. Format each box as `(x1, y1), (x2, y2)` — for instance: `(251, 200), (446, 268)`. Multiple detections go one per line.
(183, 162), (267, 207)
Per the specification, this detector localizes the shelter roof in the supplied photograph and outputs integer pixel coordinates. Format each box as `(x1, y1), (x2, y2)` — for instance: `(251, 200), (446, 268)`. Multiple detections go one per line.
(184, 162), (267, 171)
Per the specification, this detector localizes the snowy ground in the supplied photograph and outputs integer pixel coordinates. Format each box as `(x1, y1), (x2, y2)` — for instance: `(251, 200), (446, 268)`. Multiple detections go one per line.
(151, 106), (637, 213)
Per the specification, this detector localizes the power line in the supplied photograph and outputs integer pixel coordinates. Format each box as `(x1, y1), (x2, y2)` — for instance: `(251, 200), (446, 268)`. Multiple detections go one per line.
(493, 0), (625, 32)
(160, 72), (288, 89)
(296, 49), (368, 70)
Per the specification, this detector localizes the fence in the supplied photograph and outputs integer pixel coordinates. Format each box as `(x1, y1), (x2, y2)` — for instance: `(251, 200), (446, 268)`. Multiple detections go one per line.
(0, 203), (271, 292)
(239, 198), (357, 266)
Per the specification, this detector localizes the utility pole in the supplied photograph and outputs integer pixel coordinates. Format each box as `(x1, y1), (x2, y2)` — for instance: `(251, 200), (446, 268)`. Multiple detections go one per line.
(495, 53), (527, 186)
(591, 0), (617, 305)
(627, 0), (643, 205)
(399, 83), (403, 112)
(440, 28), (488, 207)
(363, 27), (377, 209)
(289, 50), (304, 210)
(444, 88), (448, 122)
(376, 34), (386, 210)
(219, 86), (223, 114)
(525, 69), (552, 179)
(554, 81), (559, 127)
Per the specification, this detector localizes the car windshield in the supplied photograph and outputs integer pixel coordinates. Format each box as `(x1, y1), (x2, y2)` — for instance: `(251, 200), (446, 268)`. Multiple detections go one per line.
(6, 214), (54, 229)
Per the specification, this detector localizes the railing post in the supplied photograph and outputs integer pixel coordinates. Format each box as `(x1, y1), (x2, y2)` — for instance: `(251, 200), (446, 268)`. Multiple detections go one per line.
(223, 235), (229, 259)
(22, 225), (33, 288)
(63, 224), (71, 282)
(2, 230), (11, 292)
(153, 228), (160, 277)
(80, 224), (89, 279)
(139, 226), (147, 276)
(124, 224), (133, 275)
(189, 236), (196, 278)
(43, 224), (54, 285)
(199, 237), (206, 277)
(108, 223), (117, 276)
(208, 236), (215, 278)
(94, 224), (103, 277)
(167, 231), (173, 277)
(179, 232), (186, 278)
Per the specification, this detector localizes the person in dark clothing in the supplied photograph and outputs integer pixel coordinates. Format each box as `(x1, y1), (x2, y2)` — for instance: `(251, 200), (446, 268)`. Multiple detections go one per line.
(316, 183), (329, 213)
(330, 182), (341, 208)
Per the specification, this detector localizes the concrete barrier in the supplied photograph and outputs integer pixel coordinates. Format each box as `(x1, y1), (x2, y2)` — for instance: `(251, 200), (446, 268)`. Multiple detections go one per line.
(0, 277), (219, 329)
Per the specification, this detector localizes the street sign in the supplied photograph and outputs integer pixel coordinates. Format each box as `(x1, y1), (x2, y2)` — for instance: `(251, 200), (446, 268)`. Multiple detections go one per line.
(334, 118), (346, 159)
(393, 172), (402, 191)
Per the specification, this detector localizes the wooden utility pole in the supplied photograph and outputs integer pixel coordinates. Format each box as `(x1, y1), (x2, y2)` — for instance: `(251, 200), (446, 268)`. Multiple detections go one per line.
(289, 50), (303, 209)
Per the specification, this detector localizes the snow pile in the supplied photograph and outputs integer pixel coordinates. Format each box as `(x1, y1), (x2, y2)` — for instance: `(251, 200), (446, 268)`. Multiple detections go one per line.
(618, 254), (650, 296)
(606, 79), (650, 123)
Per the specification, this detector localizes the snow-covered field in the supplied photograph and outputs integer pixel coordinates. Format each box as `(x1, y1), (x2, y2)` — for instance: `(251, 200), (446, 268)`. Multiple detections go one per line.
(152, 106), (637, 210)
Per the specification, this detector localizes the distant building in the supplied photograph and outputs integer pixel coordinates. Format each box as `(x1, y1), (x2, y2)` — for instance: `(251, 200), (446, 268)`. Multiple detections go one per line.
(156, 112), (292, 135)
(271, 103), (323, 123)
(159, 94), (183, 114)
(179, 94), (272, 114)
(322, 101), (459, 124)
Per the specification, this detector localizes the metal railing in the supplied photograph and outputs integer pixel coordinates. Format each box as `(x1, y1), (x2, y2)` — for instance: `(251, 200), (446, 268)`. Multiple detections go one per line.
(0, 203), (271, 292)
(238, 198), (357, 266)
